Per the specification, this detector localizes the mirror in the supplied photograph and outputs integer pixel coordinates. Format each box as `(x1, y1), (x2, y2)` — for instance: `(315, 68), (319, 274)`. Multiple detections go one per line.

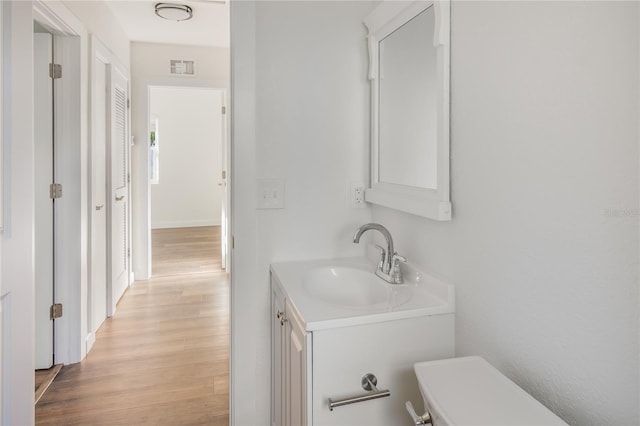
(364, 0), (451, 220)
(379, 7), (437, 189)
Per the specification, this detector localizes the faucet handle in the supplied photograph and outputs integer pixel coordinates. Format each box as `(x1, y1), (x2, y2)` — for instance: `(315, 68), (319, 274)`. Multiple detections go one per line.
(373, 244), (387, 269)
(391, 254), (406, 284)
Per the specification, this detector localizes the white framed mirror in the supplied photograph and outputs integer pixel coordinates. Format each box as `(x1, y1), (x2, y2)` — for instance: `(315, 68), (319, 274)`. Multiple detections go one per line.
(364, 0), (451, 220)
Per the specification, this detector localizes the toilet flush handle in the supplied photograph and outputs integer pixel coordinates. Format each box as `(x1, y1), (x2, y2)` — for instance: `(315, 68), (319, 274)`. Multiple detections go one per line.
(405, 401), (432, 426)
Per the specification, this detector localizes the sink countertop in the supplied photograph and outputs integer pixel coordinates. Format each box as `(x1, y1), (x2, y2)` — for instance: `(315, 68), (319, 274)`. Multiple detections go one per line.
(270, 257), (455, 331)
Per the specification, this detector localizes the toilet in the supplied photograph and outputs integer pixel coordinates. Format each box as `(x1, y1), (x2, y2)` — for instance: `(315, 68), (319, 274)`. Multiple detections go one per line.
(409, 356), (568, 425)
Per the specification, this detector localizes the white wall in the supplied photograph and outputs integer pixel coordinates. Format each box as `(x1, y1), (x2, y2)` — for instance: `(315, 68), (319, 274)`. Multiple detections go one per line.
(2, 0), (91, 421)
(371, 2), (640, 425)
(1, 3), (35, 423)
(150, 87), (222, 229)
(130, 42), (229, 82)
(62, 0), (129, 69)
(232, 1), (640, 424)
(230, 2), (374, 423)
(131, 42), (229, 279)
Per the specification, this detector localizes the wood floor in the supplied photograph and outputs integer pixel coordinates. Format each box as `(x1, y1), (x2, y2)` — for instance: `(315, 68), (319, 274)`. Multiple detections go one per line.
(36, 226), (229, 425)
(35, 364), (63, 405)
(152, 226), (222, 277)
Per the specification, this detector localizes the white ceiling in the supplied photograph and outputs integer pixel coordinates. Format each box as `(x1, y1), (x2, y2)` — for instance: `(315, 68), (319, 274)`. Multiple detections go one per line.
(107, 0), (229, 48)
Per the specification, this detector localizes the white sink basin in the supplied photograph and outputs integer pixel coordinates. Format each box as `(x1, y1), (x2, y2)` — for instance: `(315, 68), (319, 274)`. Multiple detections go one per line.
(303, 265), (412, 309)
(271, 257), (455, 330)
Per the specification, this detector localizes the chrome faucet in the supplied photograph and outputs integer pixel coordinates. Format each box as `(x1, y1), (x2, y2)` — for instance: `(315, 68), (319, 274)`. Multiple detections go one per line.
(353, 223), (406, 284)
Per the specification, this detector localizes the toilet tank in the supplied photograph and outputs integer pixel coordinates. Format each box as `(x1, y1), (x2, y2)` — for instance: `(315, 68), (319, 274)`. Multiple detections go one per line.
(414, 357), (568, 426)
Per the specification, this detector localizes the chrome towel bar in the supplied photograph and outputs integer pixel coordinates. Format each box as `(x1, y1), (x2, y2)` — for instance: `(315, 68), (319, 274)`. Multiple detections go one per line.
(328, 373), (390, 411)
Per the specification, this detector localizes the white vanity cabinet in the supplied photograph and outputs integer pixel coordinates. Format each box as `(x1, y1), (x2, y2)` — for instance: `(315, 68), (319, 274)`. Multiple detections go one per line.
(272, 282), (312, 426)
(271, 259), (456, 426)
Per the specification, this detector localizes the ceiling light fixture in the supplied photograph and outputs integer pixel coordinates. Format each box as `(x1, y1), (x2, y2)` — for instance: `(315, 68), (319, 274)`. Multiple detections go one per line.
(155, 3), (193, 22)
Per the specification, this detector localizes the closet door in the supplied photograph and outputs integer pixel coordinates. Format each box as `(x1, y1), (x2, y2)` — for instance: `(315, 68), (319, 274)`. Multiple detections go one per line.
(90, 37), (109, 334)
(108, 65), (130, 315)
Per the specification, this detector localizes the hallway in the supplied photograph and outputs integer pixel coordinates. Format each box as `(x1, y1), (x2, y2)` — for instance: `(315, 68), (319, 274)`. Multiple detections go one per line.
(35, 227), (229, 425)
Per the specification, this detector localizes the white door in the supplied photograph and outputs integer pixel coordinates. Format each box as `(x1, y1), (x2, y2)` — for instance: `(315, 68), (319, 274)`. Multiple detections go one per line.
(34, 32), (54, 370)
(220, 92), (229, 270)
(108, 66), (129, 315)
(287, 306), (307, 426)
(91, 42), (109, 333)
(272, 287), (286, 426)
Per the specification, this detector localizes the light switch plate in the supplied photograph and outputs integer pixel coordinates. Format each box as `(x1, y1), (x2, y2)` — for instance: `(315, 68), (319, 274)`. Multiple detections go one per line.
(256, 178), (285, 209)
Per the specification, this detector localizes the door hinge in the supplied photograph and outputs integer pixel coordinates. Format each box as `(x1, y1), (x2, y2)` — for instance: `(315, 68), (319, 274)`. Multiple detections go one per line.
(221, 170), (226, 179)
(50, 303), (63, 320)
(49, 183), (62, 199)
(127, 98), (130, 109)
(127, 173), (131, 183)
(49, 63), (62, 79)
(127, 248), (131, 258)
(232, 236), (235, 249)
(221, 105), (226, 115)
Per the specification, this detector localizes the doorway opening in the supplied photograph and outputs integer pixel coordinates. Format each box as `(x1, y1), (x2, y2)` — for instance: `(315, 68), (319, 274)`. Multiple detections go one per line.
(35, 84), (231, 423)
(148, 86), (228, 277)
(35, 80), (231, 423)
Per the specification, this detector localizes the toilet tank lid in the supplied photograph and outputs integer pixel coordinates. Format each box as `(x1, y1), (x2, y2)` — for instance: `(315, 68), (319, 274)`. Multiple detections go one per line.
(414, 357), (568, 426)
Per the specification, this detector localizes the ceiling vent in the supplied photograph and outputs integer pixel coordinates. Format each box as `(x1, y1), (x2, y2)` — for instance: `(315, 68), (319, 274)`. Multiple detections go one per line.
(170, 59), (196, 76)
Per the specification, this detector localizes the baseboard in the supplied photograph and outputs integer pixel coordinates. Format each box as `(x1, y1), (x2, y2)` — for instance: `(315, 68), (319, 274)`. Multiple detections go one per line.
(151, 220), (220, 229)
(85, 332), (96, 355)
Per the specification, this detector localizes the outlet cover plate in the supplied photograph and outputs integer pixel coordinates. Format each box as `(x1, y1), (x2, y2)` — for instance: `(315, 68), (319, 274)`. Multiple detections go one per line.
(351, 183), (366, 209)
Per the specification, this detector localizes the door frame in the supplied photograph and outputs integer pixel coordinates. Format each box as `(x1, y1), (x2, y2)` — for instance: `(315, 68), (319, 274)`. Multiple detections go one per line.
(87, 35), (111, 354)
(220, 90), (230, 272)
(132, 80), (229, 281)
(32, 1), (88, 366)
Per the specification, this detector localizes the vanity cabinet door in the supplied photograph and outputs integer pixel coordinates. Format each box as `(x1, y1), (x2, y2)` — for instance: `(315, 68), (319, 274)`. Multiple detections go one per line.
(286, 304), (308, 426)
(272, 285), (287, 426)
(272, 279), (311, 426)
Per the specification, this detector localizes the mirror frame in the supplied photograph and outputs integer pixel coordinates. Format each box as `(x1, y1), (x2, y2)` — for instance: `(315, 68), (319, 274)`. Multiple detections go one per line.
(364, 0), (451, 220)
